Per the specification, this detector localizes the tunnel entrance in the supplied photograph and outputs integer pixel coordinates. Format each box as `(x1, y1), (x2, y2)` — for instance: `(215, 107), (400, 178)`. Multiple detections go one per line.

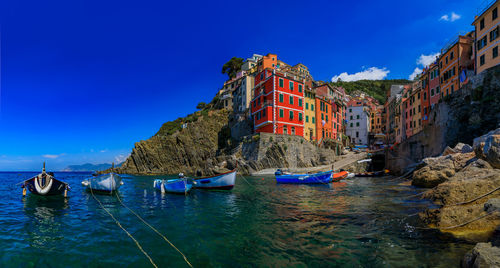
(370, 153), (386, 171)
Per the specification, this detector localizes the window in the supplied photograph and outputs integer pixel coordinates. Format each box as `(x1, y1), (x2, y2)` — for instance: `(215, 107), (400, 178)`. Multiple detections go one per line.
(478, 36), (488, 50)
(260, 73), (264, 80)
(480, 55), (486, 66)
(445, 56), (448, 64)
(299, 113), (303, 121)
(350, 123), (353, 127)
(262, 109), (266, 117)
(350, 116), (353, 120)
(325, 105), (328, 113)
(490, 27), (499, 42)
(279, 78), (284, 88)
(289, 96), (294, 105)
(299, 99), (303, 107)
(279, 94), (284, 103)
(311, 104), (314, 111)
(312, 117), (315, 123)
(356, 131), (359, 137)
(349, 108), (352, 113)
(494, 46), (499, 59)
(289, 81), (294, 91)
(291, 127), (295, 135)
(289, 111), (294, 120)
(279, 109), (284, 118)
(321, 113), (324, 120)
(436, 86), (440, 93)
(418, 105), (421, 113)
(298, 84), (303, 92)
(326, 115), (328, 122)
(306, 115), (309, 123)
(431, 88), (434, 96)
(451, 85), (454, 92)
(283, 125), (287, 135)
(356, 122), (359, 127)
(494, 7), (498, 20)
(480, 18), (485, 30)
(423, 92), (427, 100)
(357, 115), (360, 119)
(450, 51), (454, 60)
(306, 103), (309, 109)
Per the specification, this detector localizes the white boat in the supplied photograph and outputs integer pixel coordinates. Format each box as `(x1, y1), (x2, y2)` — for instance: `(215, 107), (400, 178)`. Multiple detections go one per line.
(82, 173), (123, 193)
(193, 169), (236, 190)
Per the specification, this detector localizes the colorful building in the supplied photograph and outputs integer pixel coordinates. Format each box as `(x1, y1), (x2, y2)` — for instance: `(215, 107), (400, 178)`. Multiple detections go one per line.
(420, 71), (430, 125)
(346, 98), (370, 145)
(251, 68), (305, 136)
(429, 62), (441, 107)
(315, 96), (333, 141)
(410, 82), (422, 135)
(473, 1), (500, 74)
(256, 53), (278, 73)
(439, 33), (474, 97)
(304, 87), (316, 141)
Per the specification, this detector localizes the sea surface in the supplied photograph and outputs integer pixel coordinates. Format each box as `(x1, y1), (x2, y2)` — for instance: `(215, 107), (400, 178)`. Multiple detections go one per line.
(0, 172), (474, 267)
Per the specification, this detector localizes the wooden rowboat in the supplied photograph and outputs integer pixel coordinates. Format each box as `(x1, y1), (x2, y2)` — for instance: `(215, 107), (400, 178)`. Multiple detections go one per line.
(22, 163), (69, 197)
(153, 179), (192, 194)
(332, 171), (349, 182)
(275, 170), (333, 184)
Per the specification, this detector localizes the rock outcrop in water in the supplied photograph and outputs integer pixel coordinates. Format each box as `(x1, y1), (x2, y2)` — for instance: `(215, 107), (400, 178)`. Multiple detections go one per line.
(110, 104), (339, 176)
(412, 129), (500, 260)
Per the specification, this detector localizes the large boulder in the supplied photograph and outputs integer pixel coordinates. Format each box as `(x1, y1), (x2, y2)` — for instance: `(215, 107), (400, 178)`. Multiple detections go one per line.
(473, 128), (500, 168)
(412, 153), (475, 188)
(455, 142), (474, 154)
(462, 242), (500, 268)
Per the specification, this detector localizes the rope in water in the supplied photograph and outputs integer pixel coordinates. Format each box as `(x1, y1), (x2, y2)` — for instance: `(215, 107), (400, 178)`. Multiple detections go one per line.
(88, 184), (158, 268)
(415, 210), (499, 230)
(114, 191), (194, 268)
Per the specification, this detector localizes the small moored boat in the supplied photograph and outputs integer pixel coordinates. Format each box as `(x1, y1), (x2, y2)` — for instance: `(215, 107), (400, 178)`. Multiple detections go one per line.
(275, 170), (333, 184)
(22, 163), (70, 197)
(332, 171), (349, 182)
(82, 173), (123, 193)
(355, 169), (390, 177)
(193, 169), (236, 190)
(153, 177), (192, 194)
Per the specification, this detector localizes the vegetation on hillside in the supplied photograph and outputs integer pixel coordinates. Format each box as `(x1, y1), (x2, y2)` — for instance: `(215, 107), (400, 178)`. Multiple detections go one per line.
(222, 57), (244, 79)
(330, 79), (411, 104)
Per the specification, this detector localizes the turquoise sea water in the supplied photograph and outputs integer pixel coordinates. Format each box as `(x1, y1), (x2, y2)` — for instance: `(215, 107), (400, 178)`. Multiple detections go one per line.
(0, 172), (473, 267)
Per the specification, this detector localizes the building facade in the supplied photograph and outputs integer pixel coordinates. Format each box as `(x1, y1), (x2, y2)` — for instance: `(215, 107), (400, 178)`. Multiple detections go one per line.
(251, 68), (305, 136)
(473, 1), (500, 74)
(304, 88), (316, 141)
(439, 33), (474, 97)
(315, 96), (333, 142)
(429, 63), (441, 107)
(346, 99), (370, 145)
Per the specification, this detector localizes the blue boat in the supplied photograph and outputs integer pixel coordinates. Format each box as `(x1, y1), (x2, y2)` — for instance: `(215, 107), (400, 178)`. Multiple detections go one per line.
(275, 170), (333, 184)
(153, 178), (192, 194)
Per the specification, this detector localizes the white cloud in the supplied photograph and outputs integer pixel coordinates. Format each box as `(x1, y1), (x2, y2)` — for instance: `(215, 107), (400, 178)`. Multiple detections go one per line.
(114, 154), (129, 164)
(440, 12), (461, 22)
(100, 149), (108, 153)
(409, 67), (422, 80)
(417, 52), (440, 67)
(331, 67), (390, 82)
(42, 153), (65, 159)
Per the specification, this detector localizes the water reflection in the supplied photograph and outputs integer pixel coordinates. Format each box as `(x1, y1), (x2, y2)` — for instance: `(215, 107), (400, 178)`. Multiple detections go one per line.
(22, 195), (69, 251)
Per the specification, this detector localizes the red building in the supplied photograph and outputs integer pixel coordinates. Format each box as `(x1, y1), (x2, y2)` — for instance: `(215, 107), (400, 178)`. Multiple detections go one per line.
(429, 62), (441, 107)
(314, 84), (346, 141)
(420, 71), (430, 125)
(251, 68), (305, 136)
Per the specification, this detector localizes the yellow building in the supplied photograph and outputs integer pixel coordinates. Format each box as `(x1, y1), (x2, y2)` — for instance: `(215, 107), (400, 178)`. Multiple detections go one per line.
(410, 81), (423, 135)
(304, 88), (316, 141)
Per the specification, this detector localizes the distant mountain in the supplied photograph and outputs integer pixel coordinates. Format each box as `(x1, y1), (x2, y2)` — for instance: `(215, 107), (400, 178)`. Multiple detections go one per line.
(62, 162), (122, 172)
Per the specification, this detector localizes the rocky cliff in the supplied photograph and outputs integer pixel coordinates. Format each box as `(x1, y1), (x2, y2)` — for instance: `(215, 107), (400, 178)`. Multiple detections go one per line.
(112, 104), (339, 176)
(387, 65), (500, 174)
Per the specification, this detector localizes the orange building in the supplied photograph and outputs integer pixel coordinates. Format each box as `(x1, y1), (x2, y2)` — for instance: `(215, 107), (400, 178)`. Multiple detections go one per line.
(473, 1), (500, 74)
(256, 53), (278, 72)
(315, 96), (333, 142)
(439, 33), (474, 97)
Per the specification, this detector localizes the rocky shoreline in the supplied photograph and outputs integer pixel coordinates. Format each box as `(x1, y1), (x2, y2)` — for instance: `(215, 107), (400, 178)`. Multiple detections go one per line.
(410, 128), (500, 267)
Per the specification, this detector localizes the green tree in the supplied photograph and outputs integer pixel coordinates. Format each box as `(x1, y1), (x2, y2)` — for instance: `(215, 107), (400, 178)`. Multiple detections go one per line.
(222, 57), (244, 79)
(196, 102), (207, 110)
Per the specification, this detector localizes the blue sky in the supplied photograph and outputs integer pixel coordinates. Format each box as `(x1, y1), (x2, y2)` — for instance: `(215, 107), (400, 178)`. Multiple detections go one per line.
(0, 0), (484, 170)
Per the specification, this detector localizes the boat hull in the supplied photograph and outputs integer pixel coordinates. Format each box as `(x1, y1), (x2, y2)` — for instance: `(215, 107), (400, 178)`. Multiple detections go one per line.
(193, 170), (236, 190)
(83, 173), (122, 192)
(24, 176), (68, 196)
(154, 179), (192, 194)
(332, 171), (349, 182)
(276, 170), (333, 184)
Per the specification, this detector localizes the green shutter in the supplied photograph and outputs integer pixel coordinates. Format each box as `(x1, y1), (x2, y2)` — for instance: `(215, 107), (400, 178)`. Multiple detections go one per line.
(306, 103), (309, 109)
(279, 78), (284, 87)
(279, 109), (284, 118)
(311, 104), (314, 111)
(299, 113), (303, 121)
(312, 117), (315, 123)
(306, 115), (309, 122)
(289, 96), (293, 105)
(289, 81), (293, 90)
(299, 99), (302, 107)
(289, 111), (294, 119)
(299, 84), (302, 92)
(279, 94), (284, 102)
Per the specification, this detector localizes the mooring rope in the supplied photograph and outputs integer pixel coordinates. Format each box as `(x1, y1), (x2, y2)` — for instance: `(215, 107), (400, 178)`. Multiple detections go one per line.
(415, 211), (499, 230)
(88, 185), (158, 268)
(114, 191), (194, 268)
(447, 185), (500, 207)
